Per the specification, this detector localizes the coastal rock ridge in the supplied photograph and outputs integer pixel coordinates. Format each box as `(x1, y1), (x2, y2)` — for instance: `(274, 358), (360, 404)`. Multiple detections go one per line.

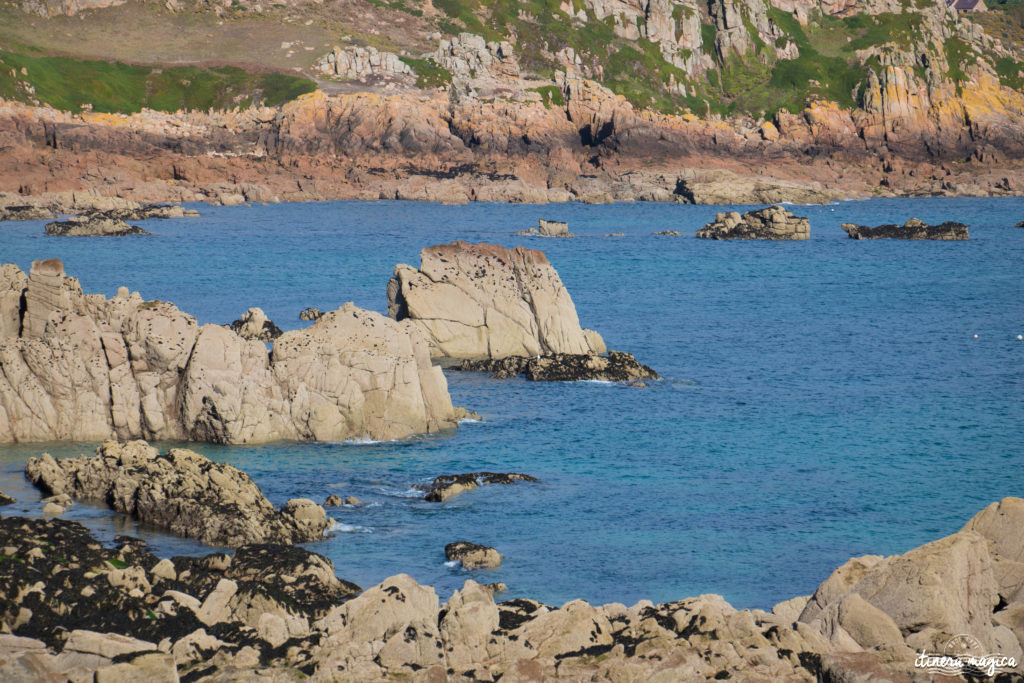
(25, 440), (331, 547)
(0, 259), (458, 443)
(841, 218), (969, 240)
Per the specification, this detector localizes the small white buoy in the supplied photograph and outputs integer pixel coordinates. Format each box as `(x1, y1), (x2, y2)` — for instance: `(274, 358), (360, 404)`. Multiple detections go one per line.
(1018, 334), (1023, 341)
(973, 334), (979, 339)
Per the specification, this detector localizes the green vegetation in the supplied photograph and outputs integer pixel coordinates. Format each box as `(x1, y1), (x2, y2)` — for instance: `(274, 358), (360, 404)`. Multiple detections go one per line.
(106, 557), (128, 569)
(531, 85), (565, 108)
(0, 50), (316, 114)
(944, 37), (977, 93)
(399, 57), (453, 88)
(994, 56), (1024, 90)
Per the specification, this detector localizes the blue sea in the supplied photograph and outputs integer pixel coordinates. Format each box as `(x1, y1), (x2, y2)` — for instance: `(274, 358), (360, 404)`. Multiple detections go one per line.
(0, 198), (1021, 610)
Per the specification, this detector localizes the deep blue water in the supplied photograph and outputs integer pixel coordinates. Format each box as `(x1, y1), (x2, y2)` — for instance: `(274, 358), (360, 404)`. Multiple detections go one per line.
(1, 198), (1022, 610)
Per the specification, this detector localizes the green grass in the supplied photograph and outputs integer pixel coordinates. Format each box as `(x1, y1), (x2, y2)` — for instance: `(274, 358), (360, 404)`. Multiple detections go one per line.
(106, 557), (129, 569)
(531, 85), (565, 108)
(994, 56), (1024, 90)
(0, 50), (316, 113)
(944, 37), (977, 93)
(399, 57), (453, 88)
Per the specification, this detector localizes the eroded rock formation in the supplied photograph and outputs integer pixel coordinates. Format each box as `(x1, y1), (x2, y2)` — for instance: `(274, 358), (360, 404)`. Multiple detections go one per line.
(1, 497), (1020, 680)
(25, 440), (331, 547)
(229, 307), (283, 342)
(446, 541), (503, 569)
(0, 259), (458, 443)
(841, 219), (969, 240)
(44, 216), (149, 236)
(387, 242), (606, 360)
(696, 205), (811, 240)
(418, 472), (539, 502)
(455, 350), (659, 382)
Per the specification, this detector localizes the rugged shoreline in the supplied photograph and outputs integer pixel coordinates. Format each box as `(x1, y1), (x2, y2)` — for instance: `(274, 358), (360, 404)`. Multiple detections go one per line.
(0, 493), (1020, 681)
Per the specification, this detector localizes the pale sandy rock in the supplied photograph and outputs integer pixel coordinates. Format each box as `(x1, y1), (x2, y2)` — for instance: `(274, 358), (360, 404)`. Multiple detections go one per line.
(445, 541), (502, 569)
(150, 558), (177, 581)
(229, 307), (282, 342)
(387, 242), (605, 360)
(170, 628), (226, 667)
(696, 205), (811, 240)
(93, 651), (177, 683)
(41, 502), (64, 516)
(25, 441), (332, 547)
(0, 261), (458, 443)
(316, 45), (412, 81)
(440, 580), (500, 671)
(800, 555), (886, 622)
(771, 594), (810, 624)
(63, 630), (156, 659)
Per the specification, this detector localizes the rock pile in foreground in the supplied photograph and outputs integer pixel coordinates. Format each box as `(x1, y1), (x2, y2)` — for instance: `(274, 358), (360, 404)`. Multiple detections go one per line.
(455, 350), (659, 382)
(841, 218), (969, 240)
(0, 497), (1021, 680)
(418, 471), (539, 502)
(696, 205), (811, 240)
(387, 242), (606, 360)
(25, 440), (331, 547)
(0, 259), (458, 443)
(44, 215), (150, 236)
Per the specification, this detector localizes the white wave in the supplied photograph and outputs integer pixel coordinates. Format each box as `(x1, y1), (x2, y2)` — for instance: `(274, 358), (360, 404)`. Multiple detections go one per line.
(458, 418), (483, 424)
(377, 487), (424, 498)
(327, 521), (373, 534)
(444, 560), (461, 568)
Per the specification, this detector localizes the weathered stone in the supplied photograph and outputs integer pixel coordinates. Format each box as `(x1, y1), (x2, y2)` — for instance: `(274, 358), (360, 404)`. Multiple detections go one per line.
(454, 350), (659, 382)
(44, 216), (149, 236)
(841, 219), (969, 240)
(229, 307), (282, 342)
(420, 471), (538, 502)
(518, 219), (574, 237)
(25, 441), (332, 547)
(0, 261), (458, 444)
(387, 242), (605, 360)
(299, 307), (323, 321)
(696, 205), (810, 240)
(445, 541), (502, 569)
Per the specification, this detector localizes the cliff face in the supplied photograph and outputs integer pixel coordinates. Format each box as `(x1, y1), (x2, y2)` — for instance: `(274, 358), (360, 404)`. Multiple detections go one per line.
(1, 0), (1023, 203)
(0, 260), (458, 444)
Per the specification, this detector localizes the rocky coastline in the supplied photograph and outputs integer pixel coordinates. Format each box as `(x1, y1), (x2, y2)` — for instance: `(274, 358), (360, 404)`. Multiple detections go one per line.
(0, 493), (1020, 681)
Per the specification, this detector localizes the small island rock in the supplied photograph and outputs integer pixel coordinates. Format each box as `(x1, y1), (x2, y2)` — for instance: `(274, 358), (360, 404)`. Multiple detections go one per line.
(455, 350), (659, 382)
(518, 219), (573, 237)
(841, 218), (968, 240)
(45, 216), (150, 237)
(696, 205), (810, 240)
(446, 541), (502, 569)
(421, 472), (539, 502)
(299, 307), (324, 321)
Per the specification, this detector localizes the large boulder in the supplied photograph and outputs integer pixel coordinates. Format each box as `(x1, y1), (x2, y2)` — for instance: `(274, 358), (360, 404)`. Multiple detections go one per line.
(419, 471), (538, 502)
(25, 440), (332, 547)
(386, 242), (604, 360)
(0, 260), (458, 443)
(696, 205), (810, 240)
(229, 307), (282, 342)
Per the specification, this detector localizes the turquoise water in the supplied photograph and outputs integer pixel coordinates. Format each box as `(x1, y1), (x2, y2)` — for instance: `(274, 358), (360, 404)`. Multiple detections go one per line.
(1, 198), (1022, 609)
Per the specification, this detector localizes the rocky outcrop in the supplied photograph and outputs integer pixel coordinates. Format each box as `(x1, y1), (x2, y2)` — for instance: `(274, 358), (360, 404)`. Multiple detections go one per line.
(418, 472), (539, 502)
(229, 307), (282, 342)
(653, 229), (683, 236)
(696, 205), (811, 240)
(455, 350), (659, 382)
(0, 490), (13, 505)
(25, 440), (332, 547)
(0, 205), (54, 221)
(841, 219), (969, 240)
(1, 498), (1022, 680)
(0, 259), (458, 443)
(446, 541), (503, 569)
(44, 216), (150, 236)
(324, 494), (360, 507)
(94, 204), (199, 220)
(517, 218), (574, 237)
(299, 307), (323, 321)
(314, 46), (413, 82)
(387, 242), (605, 360)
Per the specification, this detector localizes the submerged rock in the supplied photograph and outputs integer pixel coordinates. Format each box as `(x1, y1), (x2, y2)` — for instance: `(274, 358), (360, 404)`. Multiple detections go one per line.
(0, 490), (13, 506)
(446, 541), (503, 569)
(44, 216), (150, 236)
(95, 204), (199, 220)
(229, 307), (283, 342)
(696, 205), (810, 240)
(518, 219), (574, 237)
(652, 229), (683, 236)
(0, 259), (458, 444)
(25, 440), (332, 547)
(841, 218), (969, 240)
(455, 350), (659, 382)
(419, 472), (539, 502)
(299, 307), (323, 321)
(0, 205), (54, 221)
(387, 241), (605, 360)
